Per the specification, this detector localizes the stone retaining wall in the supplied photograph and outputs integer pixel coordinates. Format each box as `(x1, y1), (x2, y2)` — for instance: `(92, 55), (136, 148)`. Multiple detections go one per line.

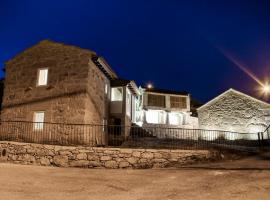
(0, 141), (219, 169)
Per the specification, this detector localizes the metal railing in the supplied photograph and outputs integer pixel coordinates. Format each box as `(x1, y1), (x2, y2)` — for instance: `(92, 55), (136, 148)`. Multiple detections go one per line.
(259, 124), (270, 146)
(0, 121), (109, 146)
(0, 121), (263, 151)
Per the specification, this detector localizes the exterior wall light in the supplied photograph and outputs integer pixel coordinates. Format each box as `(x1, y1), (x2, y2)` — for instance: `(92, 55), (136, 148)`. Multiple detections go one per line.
(146, 83), (153, 89)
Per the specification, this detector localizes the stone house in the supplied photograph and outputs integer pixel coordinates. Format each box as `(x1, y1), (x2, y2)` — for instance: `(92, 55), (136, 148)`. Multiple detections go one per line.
(136, 87), (198, 129)
(1, 40), (139, 145)
(197, 88), (270, 138)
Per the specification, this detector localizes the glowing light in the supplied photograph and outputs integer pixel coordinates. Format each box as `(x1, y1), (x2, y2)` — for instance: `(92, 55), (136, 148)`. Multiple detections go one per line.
(145, 110), (166, 124)
(146, 110), (159, 124)
(169, 113), (182, 125)
(262, 84), (270, 94)
(146, 83), (153, 89)
(217, 47), (264, 87)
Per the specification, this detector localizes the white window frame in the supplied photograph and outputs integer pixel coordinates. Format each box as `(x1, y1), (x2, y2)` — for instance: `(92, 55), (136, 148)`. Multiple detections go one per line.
(33, 111), (45, 131)
(37, 68), (48, 86)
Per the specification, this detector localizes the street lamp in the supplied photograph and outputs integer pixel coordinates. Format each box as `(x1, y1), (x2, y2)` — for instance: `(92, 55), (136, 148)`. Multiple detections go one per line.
(146, 83), (153, 89)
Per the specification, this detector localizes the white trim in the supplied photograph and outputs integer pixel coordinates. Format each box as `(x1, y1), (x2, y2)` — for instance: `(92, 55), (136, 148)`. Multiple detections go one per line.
(129, 80), (140, 96)
(198, 88), (270, 111)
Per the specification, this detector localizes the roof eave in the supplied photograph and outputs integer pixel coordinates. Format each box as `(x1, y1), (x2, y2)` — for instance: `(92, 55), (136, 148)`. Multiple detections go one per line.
(91, 56), (118, 80)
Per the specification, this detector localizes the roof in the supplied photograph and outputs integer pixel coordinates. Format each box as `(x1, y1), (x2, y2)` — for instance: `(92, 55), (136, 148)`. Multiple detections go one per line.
(143, 88), (189, 96)
(91, 56), (117, 80)
(6, 40), (96, 64)
(197, 88), (270, 111)
(110, 79), (140, 96)
(5, 40), (118, 81)
(110, 79), (131, 87)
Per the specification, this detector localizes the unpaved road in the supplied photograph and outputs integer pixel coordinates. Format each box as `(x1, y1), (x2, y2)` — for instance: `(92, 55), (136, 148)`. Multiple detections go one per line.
(0, 163), (269, 200)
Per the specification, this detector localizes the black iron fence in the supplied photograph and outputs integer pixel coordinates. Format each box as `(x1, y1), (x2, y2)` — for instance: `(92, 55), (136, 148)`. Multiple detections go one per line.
(0, 121), (106, 146)
(0, 121), (267, 151)
(260, 124), (270, 147)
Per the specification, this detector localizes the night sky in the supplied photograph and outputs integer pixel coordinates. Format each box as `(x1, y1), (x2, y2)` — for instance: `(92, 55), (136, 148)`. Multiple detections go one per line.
(1, 0), (270, 103)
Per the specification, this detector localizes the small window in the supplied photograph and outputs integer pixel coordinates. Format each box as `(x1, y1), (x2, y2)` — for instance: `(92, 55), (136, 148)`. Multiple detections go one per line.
(37, 68), (48, 86)
(105, 84), (108, 94)
(33, 111), (45, 130)
(111, 87), (123, 101)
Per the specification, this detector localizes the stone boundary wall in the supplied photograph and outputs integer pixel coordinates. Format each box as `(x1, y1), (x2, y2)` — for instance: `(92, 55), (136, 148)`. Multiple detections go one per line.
(0, 141), (219, 169)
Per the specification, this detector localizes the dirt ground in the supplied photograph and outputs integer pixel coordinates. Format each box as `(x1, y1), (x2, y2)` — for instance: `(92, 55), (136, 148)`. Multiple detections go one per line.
(0, 160), (270, 200)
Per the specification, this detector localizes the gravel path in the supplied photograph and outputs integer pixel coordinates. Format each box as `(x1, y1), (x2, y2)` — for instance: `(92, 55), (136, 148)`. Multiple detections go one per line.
(0, 162), (269, 200)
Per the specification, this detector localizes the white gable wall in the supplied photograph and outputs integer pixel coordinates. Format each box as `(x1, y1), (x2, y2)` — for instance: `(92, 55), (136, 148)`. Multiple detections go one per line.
(198, 89), (270, 133)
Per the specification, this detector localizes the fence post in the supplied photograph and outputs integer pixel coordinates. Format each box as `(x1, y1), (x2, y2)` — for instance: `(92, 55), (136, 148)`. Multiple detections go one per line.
(261, 132), (265, 148)
(258, 132), (262, 147)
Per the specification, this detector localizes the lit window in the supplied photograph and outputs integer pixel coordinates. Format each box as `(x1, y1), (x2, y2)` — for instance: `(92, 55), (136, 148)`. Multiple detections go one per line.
(169, 113), (183, 125)
(105, 84), (108, 94)
(146, 110), (166, 124)
(37, 68), (48, 86)
(111, 87), (123, 101)
(33, 111), (45, 130)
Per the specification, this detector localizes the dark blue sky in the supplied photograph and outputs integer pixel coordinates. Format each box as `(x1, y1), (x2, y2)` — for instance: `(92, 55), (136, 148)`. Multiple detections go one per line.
(1, 0), (270, 102)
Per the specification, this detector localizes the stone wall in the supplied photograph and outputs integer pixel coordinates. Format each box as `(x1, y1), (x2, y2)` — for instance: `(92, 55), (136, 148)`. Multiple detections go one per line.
(1, 40), (110, 126)
(1, 93), (87, 124)
(3, 40), (92, 110)
(1, 40), (113, 145)
(0, 141), (218, 169)
(198, 89), (270, 135)
(85, 60), (110, 124)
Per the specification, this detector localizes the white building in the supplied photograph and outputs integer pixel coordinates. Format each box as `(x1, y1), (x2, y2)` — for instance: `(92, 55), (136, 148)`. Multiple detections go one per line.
(198, 88), (270, 136)
(135, 87), (198, 129)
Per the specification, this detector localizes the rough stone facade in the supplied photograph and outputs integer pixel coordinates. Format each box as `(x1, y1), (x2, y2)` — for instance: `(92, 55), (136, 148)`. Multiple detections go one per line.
(198, 89), (270, 135)
(0, 141), (218, 169)
(1, 40), (113, 145)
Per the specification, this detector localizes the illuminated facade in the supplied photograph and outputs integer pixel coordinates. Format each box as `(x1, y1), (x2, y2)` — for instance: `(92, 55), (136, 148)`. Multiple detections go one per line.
(1, 40), (210, 143)
(1, 40), (141, 144)
(135, 88), (198, 129)
(198, 88), (270, 136)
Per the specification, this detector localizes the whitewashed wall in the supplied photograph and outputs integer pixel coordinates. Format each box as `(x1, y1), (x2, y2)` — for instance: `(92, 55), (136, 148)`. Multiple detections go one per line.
(198, 89), (270, 134)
